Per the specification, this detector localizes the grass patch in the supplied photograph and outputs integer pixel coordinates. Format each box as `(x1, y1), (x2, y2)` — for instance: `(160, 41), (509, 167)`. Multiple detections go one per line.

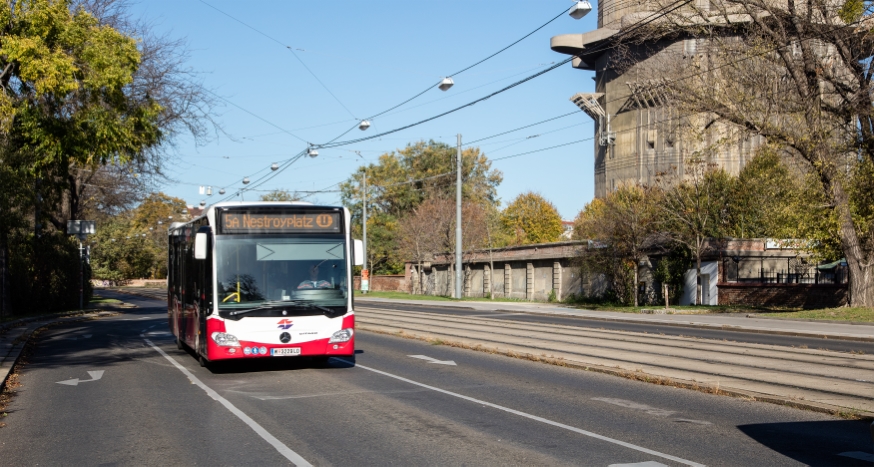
(89, 295), (121, 305)
(759, 307), (874, 322)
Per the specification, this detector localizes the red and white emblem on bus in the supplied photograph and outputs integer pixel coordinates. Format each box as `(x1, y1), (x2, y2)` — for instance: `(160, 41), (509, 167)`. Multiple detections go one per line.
(277, 319), (294, 330)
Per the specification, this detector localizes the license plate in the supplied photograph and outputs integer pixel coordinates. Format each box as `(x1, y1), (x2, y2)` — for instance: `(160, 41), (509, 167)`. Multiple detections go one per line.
(271, 348), (301, 356)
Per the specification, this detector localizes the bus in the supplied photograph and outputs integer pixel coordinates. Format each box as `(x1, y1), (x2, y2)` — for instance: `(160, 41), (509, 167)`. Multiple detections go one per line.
(167, 201), (363, 367)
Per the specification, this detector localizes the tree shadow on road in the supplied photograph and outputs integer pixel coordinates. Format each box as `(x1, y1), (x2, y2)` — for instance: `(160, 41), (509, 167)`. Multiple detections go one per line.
(737, 419), (873, 466)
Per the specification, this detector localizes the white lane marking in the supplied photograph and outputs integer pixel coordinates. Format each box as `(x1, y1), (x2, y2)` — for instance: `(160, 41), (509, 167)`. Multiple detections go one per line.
(143, 339), (312, 467)
(242, 387), (431, 401)
(347, 361), (705, 467)
(57, 370), (104, 386)
(609, 462), (669, 467)
(839, 451), (874, 462)
(408, 354), (457, 366)
(591, 398), (676, 417)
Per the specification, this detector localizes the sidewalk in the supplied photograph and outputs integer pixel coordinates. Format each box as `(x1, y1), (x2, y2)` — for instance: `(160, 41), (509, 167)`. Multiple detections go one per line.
(356, 297), (874, 342)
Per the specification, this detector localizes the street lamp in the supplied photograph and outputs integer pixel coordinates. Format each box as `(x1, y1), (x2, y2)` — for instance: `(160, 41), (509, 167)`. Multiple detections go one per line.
(569, 1), (592, 19)
(358, 120), (371, 130)
(438, 77), (454, 91)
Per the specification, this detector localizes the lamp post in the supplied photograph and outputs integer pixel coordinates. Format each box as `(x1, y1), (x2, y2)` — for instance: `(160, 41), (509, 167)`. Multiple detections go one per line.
(67, 220), (95, 310)
(455, 134), (462, 299)
(361, 170), (368, 294)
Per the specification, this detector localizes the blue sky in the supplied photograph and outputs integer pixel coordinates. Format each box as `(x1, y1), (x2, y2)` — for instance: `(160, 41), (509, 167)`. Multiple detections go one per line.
(129, 1), (599, 219)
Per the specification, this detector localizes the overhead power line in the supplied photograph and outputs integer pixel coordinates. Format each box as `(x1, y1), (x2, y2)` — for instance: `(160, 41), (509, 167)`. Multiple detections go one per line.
(197, 0), (358, 119)
(203, 0), (693, 203)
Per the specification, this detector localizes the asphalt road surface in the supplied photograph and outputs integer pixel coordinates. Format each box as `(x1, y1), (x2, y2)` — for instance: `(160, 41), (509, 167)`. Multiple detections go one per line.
(1, 293), (871, 466)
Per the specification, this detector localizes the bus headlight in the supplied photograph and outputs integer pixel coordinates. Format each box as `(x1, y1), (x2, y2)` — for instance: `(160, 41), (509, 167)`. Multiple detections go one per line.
(211, 332), (241, 347)
(329, 328), (353, 343)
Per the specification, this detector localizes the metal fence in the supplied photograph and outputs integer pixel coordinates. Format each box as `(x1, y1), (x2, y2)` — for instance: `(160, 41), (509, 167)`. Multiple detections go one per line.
(723, 259), (848, 284)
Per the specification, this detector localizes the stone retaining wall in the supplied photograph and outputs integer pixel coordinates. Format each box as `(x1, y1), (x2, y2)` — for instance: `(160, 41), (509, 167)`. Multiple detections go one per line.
(718, 283), (847, 309)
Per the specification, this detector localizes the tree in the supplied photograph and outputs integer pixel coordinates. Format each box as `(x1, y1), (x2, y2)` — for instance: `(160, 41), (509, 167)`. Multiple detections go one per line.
(340, 140), (502, 274)
(90, 217), (156, 281)
(260, 189), (302, 202)
(625, 0), (874, 306)
(725, 148), (805, 239)
(657, 160), (734, 305)
(397, 197), (453, 294)
(501, 192), (563, 245)
(575, 185), (660, 306)
(0, 0), (217, 312)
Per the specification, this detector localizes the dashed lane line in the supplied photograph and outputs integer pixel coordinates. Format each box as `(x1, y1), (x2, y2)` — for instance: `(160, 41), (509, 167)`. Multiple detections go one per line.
(144, 339), (312, 467)
(342, 359), (705, 467)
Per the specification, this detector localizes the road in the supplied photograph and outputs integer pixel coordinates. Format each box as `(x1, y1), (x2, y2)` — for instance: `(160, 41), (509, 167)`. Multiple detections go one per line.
(0, 292), (871, 466)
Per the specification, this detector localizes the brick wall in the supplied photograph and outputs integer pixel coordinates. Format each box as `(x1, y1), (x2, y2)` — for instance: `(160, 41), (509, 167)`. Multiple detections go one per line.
(718, 283), (847, 309)
(352, 275), (408, 293)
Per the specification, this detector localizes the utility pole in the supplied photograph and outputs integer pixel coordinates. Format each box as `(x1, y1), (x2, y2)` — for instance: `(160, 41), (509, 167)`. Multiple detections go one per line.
(362, 170), (368, 294)
(455, 134), (463, 299)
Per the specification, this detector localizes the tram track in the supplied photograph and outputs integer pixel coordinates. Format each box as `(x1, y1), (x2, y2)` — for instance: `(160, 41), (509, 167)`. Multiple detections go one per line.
(355, 306), (874, 414)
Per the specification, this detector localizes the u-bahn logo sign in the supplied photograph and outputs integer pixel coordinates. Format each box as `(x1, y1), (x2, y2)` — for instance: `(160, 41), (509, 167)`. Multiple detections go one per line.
(316, 214), (333, 228)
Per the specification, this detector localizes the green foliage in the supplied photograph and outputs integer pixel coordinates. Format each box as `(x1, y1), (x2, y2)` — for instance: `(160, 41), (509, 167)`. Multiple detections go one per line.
(90, 192), (182, 281)
(651, 245), (691, 305)
(131, 192), (186, 231)
(838, 0), (865, 23)
(340, 140), (502, 274)
(90, 217), (157, 281)
(501, 191), (563, 245)
(547, 289), (557, 302)
(8, 231), (91, 312)
(725, 149), (803, 239)
(259, 189), (301, 202)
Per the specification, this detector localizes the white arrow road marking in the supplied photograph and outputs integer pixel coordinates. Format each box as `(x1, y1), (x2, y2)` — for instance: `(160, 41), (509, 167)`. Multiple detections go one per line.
(408, 355), (457, 366)
(56, 370), (105, 386)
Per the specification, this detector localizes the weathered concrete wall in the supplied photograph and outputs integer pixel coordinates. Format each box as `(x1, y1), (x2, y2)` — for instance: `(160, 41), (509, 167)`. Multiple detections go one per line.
(353, 275), (407, 293)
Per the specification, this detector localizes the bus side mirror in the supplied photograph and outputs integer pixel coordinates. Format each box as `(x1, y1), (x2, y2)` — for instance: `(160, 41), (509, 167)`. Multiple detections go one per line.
(194, 233), (208, 260)
(353, 239), (364, 266)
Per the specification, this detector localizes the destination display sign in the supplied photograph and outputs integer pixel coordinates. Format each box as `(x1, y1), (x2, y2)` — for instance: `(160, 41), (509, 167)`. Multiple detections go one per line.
(220, 211), (341, 234)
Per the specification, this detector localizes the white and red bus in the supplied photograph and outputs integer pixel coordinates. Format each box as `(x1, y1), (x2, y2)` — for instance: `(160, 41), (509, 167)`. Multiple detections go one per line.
(167, 201), (363, 367)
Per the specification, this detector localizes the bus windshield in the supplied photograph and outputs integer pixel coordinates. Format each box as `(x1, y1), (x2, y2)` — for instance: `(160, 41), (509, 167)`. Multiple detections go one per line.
(215, 236), (348, 318)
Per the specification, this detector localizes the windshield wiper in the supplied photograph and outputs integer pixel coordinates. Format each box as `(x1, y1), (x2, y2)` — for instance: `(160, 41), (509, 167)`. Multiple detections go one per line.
(227, 300), (333, 316)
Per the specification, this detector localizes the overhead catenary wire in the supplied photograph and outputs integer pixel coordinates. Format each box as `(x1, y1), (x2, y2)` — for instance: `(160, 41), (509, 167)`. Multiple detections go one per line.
(197, 0), (358, 120)
(204, 0), (694, 203)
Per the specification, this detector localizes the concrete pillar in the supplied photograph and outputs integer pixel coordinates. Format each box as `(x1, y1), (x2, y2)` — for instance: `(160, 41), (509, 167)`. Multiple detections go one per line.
(526, 262), (534, 301)
(484, 264), (491, 297)
(504, 263), (511, 298)
(411, 267), (419, 294)
(553, 261), (562, 300)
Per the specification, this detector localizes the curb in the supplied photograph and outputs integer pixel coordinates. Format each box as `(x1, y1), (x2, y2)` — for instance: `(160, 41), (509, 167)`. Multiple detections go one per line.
(744, 314), (874, 326)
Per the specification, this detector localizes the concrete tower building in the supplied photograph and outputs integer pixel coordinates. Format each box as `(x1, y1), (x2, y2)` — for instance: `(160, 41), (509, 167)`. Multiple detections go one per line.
(551, 2), (765, 198)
